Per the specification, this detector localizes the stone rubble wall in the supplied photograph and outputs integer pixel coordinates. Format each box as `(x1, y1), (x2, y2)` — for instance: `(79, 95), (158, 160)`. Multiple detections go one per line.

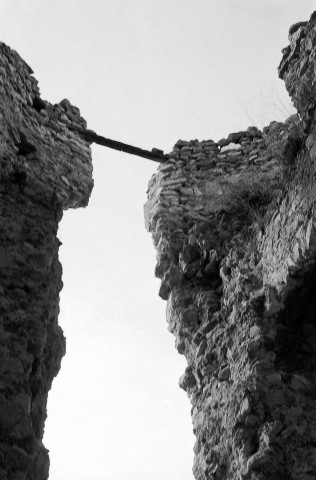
(0, 43), (93, 480)
(145, 10), (316, 480)
(0, 43), (93, 210)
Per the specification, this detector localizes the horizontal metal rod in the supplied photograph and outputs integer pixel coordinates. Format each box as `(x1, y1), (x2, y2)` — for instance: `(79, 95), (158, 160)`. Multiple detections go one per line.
(69, 127), (168, 163)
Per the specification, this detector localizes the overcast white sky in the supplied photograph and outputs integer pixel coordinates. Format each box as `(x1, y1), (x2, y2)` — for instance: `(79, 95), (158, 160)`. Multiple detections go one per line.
(1, 1), (315, 479)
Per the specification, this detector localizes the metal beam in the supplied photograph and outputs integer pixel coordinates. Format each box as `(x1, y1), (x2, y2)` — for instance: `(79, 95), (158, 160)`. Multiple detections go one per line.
(69, 127), (168, 163)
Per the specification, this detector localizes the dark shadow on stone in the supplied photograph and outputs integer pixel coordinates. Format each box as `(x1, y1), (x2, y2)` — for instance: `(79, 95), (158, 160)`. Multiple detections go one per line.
(16, 132), (36, 156)
(276, 265), (316, 381)
(32, 96), (46, 113)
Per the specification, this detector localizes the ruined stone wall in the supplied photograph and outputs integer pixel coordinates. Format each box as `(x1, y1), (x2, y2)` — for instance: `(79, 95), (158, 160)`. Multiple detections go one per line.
(145, 11), (316, 480)
(0, 43), (93, 479)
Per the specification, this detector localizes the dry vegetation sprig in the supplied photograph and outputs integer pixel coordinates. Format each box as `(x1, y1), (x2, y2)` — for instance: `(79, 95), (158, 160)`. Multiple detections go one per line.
(218, 177), (279, 236)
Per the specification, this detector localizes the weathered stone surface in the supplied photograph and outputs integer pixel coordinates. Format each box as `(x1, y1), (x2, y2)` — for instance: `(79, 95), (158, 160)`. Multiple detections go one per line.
(0, 43), (93, 479)
(145, 10), (316, 480)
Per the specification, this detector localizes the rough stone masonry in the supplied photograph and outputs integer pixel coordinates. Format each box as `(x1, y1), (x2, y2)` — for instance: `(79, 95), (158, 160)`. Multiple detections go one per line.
(145, 11), (316, 480)
(1, 9), (316, 480)
(0, 44), (93, 479)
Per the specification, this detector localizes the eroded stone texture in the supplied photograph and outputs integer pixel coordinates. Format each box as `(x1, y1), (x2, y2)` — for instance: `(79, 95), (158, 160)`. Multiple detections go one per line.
(145, 11), (316, 480)
(0, 43), (93, 479)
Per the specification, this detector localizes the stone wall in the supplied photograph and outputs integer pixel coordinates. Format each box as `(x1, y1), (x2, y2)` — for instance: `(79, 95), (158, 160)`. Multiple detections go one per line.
(0, 43), (93, 479)
(145, 11), (316, 480)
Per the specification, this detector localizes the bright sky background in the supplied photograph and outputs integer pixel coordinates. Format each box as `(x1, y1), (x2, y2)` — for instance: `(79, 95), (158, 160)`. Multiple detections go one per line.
(1, 1), (315, 479)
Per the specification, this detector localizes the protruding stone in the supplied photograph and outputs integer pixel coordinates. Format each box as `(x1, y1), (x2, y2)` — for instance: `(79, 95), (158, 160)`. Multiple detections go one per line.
(218, 366), (230, 381)
(221, 142), (242, 153)
(196, 339), (207, 358)
(288, 21), (308, 37)
(239, 397), (251, 419)
(249, 325), (261, 338)
(220, 266), (231, 283)
(175, 139), (189, 147)
(179, 368), (197, 391)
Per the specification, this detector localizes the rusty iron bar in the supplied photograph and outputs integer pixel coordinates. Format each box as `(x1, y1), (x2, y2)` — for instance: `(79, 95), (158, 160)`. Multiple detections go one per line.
(69, 127), (169, 163)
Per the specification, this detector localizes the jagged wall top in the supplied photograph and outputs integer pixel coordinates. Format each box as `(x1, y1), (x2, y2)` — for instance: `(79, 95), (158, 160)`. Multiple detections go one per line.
(144, 120), (289, 303)
(0, 42), (93, 210)
(279, 11), (316, 129)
